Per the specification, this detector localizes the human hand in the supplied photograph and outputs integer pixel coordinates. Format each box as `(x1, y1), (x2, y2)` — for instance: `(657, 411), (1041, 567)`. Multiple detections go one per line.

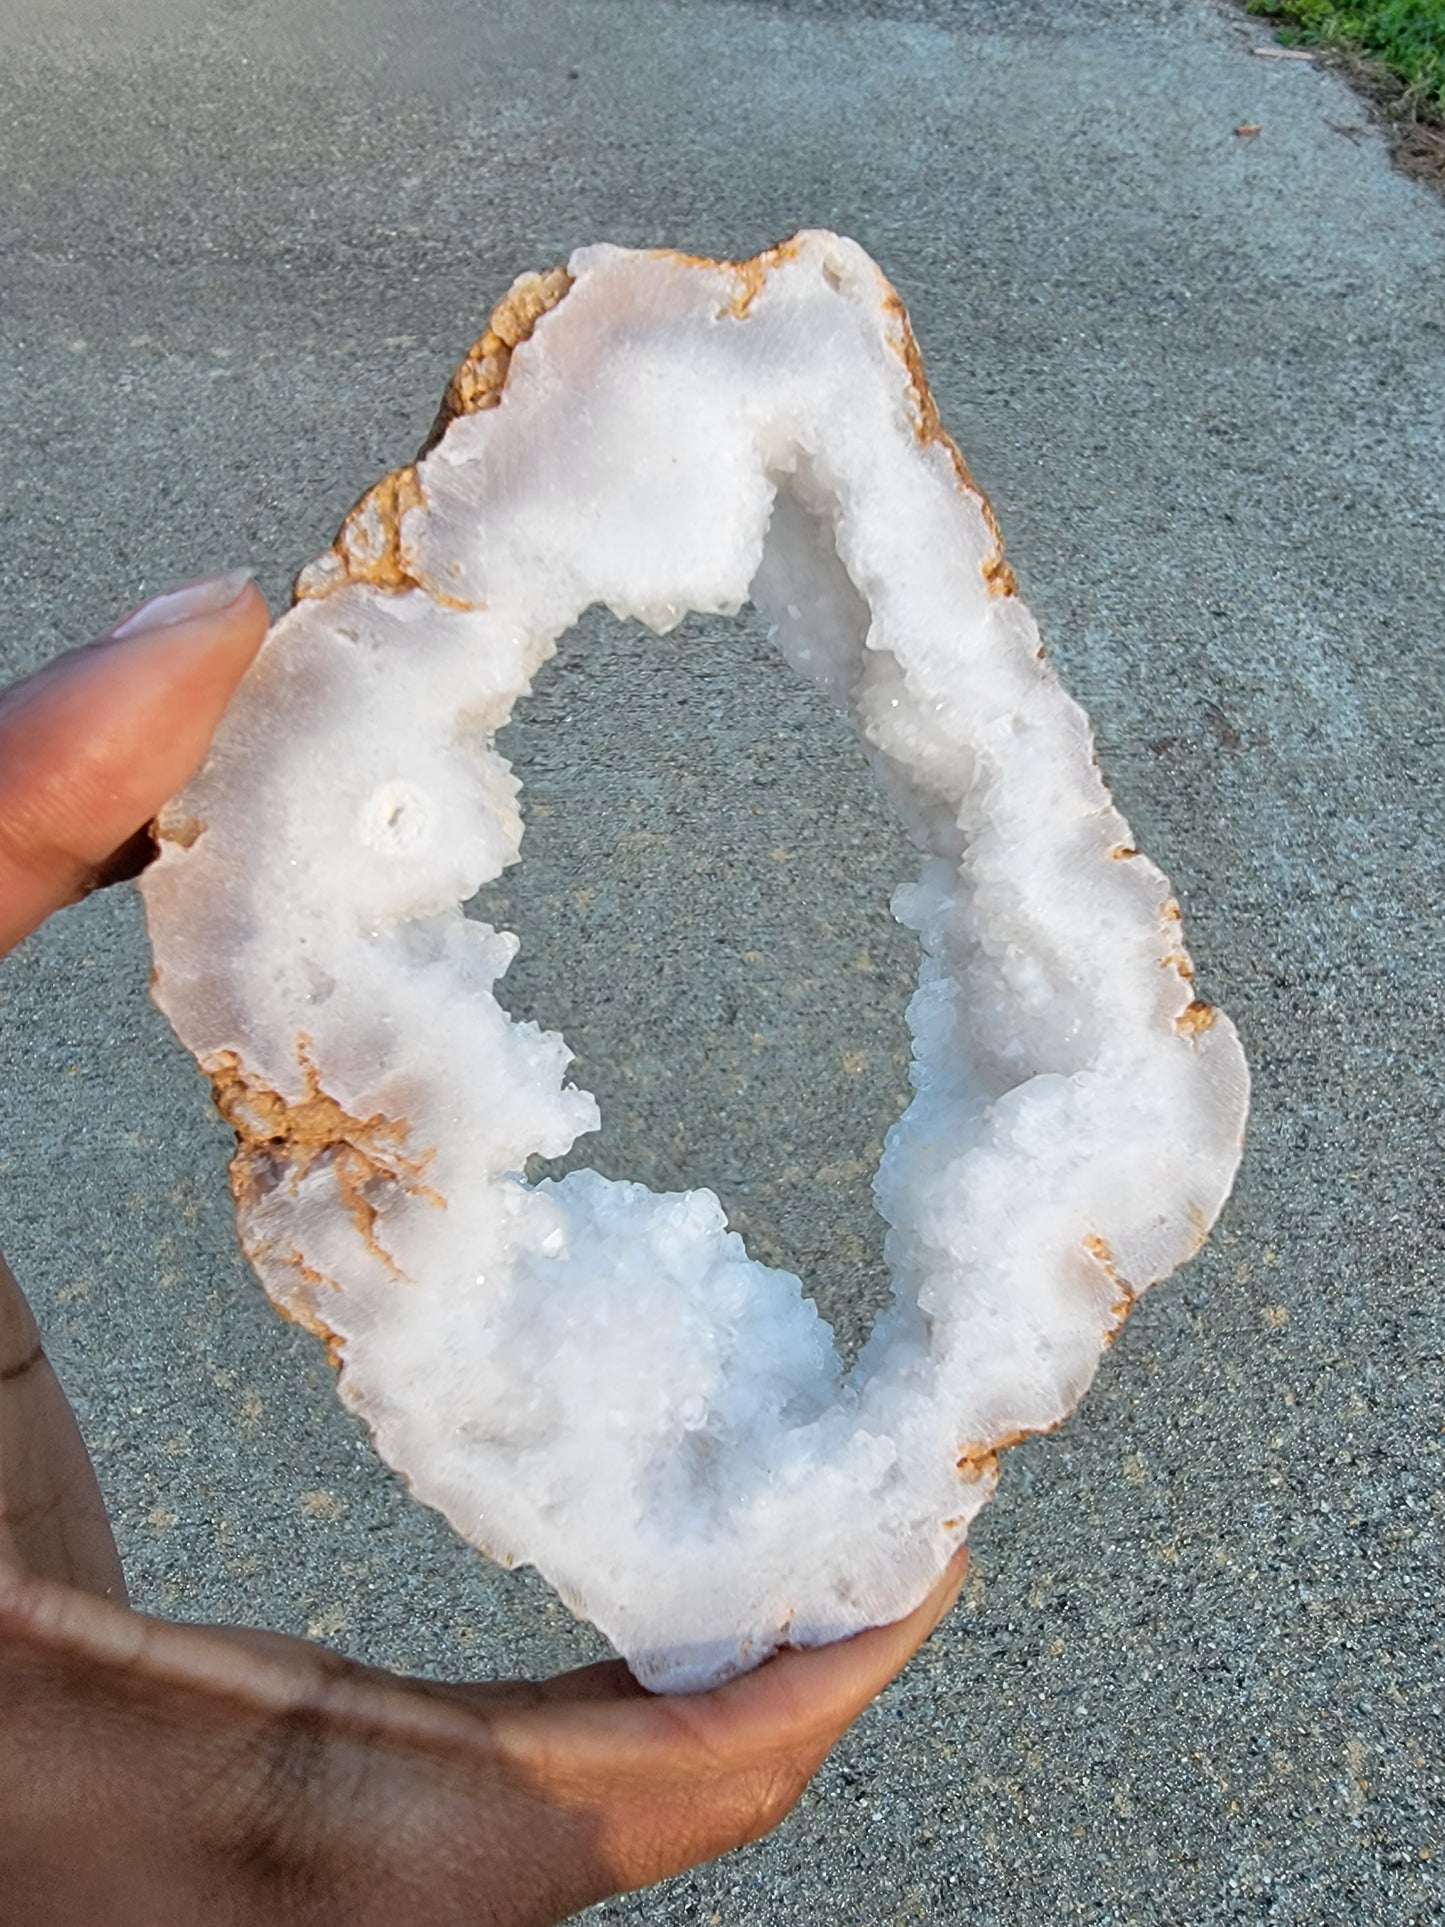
(0, 574), (968, 1926)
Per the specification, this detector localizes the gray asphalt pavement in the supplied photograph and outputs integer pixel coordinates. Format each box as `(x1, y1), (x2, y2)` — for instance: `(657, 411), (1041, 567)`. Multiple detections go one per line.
(2, 1), (1442, 1920)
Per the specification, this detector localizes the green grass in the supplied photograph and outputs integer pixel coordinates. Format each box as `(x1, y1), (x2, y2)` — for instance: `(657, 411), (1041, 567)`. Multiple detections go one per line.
(1248, 2), (1445, 117)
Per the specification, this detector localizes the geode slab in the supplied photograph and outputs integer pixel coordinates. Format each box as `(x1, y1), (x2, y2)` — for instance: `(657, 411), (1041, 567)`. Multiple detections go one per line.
(142, 235), (1249, 1691)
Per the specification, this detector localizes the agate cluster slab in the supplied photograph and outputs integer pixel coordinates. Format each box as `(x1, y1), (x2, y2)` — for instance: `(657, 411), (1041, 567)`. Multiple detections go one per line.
(142, 234), (1249, 1691)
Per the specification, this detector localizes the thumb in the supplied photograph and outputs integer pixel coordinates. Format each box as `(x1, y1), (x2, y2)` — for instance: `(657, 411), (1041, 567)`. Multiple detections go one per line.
(0, 571), (269, 956)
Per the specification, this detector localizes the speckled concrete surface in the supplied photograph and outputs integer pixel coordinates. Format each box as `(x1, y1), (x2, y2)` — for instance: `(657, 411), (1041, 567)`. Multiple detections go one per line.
(1, 1), (1441, 1920)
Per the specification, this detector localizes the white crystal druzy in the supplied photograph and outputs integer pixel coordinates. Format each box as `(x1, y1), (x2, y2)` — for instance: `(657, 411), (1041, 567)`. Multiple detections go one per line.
(142, 235), (1248, 1691)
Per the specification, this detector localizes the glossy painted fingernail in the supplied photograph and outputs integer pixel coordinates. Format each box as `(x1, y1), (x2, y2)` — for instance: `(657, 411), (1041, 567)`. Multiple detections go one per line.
(110, 569), (255, 640)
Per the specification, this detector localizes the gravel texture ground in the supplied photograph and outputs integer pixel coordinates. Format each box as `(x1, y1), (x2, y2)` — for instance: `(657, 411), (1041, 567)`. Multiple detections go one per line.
(1, 1), (1441, 1920)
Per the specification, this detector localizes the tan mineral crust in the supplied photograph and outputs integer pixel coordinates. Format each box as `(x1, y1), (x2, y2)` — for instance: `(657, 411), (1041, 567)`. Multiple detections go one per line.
(142, 234), (1249, 1691)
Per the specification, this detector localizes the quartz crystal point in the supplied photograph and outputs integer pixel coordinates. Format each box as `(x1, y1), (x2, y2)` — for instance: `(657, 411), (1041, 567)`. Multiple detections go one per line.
(142, 234), (1249, 1691)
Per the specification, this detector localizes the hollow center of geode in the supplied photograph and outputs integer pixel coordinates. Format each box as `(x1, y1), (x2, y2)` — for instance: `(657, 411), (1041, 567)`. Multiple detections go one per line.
(466, 602), (921, 1365)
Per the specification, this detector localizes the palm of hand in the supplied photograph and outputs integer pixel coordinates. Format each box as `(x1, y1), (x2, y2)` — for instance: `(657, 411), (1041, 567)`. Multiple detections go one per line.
(0, 577), (965, 1925)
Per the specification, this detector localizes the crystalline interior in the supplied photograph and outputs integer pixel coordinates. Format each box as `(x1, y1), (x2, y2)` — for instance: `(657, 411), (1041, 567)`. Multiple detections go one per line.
(142, 234), (1250, 1691)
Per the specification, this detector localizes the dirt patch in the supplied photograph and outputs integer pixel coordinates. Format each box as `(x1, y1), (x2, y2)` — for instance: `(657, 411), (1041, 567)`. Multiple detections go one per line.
(1239, 7), (1445, 197)
(1325, 42), (1445, 194)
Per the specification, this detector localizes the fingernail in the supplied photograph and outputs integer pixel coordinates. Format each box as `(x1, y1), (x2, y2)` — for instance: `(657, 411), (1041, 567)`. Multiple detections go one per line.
(932, 1546), (970, 1623)
(110, 569), (255, 640)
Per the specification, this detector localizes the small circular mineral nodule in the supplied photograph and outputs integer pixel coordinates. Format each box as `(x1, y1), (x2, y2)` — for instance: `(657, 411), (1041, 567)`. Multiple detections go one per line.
(142, 235), (1249, 1692)
(359, 780), (432, 852)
